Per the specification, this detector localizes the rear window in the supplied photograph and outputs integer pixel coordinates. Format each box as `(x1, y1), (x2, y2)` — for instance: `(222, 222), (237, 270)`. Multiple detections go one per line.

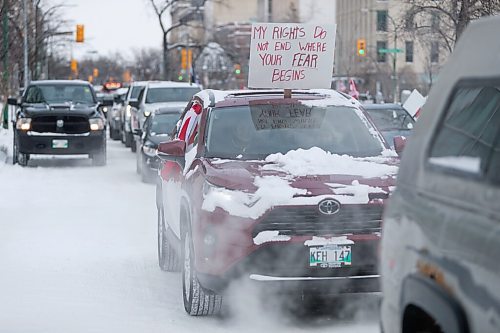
(205, 103), (386, 159)
(429, 82), (500, 182)
(145, 87), (200, 104)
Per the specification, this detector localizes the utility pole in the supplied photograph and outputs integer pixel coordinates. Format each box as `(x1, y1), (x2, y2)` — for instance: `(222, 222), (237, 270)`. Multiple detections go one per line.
(2, 0), (9, 90)
(23, 0), (30, 88)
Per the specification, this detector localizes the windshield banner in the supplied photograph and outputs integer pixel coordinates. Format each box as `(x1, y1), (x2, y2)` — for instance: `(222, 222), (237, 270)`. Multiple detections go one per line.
(250, 103), (326, 130)
(248, 23), (336, 89)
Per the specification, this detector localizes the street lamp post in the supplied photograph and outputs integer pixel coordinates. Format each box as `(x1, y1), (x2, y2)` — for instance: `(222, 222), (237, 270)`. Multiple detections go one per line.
(387, 14), (399, 103)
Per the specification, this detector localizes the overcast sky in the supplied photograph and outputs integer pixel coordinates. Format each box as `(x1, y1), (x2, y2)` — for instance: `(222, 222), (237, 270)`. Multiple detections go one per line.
(62, 0), (166, 59)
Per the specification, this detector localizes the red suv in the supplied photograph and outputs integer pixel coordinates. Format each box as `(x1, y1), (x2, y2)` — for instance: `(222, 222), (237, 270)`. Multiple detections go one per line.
(156, 89), (399, 316)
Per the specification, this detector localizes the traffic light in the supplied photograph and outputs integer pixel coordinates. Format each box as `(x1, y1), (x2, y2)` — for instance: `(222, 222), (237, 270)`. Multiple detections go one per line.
(70, 59), (78, 74)
(234, 64), (241, 76)
(76, 24), (84, 43)
(357, 38), (366, 56)
(181, 48), (187, 70)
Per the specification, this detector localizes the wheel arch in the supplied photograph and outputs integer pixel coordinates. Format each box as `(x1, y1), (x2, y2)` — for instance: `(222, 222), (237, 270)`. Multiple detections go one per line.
(400, 274), (470, 333)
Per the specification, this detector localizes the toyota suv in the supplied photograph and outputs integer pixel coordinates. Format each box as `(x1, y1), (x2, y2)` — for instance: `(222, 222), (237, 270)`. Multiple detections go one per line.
(156, 89), (399, 316)
(9, 80), (110, 166)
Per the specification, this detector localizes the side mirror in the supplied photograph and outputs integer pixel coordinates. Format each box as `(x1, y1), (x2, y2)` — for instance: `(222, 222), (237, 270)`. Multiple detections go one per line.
(133, 129), (143, 136)
(129, 100), (140, 109)
(157, 139), (186, 168)
(7, 98), (18, 106)
(393, 136), (407, 157)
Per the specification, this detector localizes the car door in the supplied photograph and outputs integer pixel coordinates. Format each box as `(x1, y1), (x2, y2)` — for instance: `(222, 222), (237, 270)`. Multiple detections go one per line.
(160, 99), (199, 240)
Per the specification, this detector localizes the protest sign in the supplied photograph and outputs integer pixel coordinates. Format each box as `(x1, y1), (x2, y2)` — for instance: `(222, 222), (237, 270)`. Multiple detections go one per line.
(248, 23), (336, 89)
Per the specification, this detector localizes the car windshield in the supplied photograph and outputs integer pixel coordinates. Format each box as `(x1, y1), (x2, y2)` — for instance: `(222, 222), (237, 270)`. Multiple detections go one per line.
(24, 84), (95, 104)
(205, 103), (385, 159)
(365, 108), (414, 131)
(149, 113), (180, 136)
(130, 86), (144, 99)
(145, 87), (200, 104)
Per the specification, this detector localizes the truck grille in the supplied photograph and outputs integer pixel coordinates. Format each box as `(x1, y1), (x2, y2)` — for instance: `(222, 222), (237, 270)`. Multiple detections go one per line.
(252, 205), (383, 237)
(31, 116), (90, 134)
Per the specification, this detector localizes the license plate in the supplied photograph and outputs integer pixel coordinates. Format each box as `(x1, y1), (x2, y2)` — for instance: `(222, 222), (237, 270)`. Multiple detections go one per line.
(309, 245), (352, 268)
(52, 139), (68, 149)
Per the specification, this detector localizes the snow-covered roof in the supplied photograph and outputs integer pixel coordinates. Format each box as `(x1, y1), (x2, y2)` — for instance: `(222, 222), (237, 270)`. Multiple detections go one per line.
(147, 81), (202, 89)
(195, 89), (361, 108)
(30, 80), (91, 86)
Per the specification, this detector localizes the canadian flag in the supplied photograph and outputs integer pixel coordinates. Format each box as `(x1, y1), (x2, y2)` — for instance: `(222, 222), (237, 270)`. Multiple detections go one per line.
(348, 78), (359, 100)
(178, 102), (202, 144)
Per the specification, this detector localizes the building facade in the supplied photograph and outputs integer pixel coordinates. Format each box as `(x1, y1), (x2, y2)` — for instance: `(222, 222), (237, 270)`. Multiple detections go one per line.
(335, 0), (450, 101)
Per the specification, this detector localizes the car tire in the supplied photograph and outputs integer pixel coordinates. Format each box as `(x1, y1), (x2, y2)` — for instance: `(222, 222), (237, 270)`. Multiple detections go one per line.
(124, 132), (132, 148)
(12, 133), (18, 165)
(182, 215), (222, 316)
(158, 208), (180, 272)
(17, 152), (29, 167)
(110, 127), (120, 140)
(131, 136), (137, 152)
(92, 141), (107, 166)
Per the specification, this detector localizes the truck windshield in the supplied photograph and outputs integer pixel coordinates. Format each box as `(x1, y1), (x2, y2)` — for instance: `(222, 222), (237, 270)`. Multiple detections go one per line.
(24, 84), (96, 104)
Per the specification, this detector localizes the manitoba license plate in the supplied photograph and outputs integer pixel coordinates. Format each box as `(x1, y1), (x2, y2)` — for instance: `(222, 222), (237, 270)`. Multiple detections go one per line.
(309, 245), (352, 268)
(52, 139), (68, 149)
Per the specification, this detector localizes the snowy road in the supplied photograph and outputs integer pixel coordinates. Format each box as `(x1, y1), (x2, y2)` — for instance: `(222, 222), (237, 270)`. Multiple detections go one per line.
(0, 138), (379, 333)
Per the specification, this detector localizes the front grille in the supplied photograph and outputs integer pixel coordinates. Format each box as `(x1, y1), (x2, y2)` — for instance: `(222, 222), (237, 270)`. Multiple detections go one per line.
(252, 205), (383, 237)
(31, 116), (90, 134)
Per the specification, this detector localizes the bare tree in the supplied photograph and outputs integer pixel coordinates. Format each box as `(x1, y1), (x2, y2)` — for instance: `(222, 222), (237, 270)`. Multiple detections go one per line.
(148, 0), (176, 80)
(403, 0), (500, 53)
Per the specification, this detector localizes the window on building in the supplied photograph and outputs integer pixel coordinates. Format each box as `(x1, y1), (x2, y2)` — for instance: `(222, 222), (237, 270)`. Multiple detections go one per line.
(431, 12), (440, 33)
(405, 41), (414, 63)
(377, 41), (387, 63)
(429, 82), (500, 182)
(377, 10), (388, 32)
(431, 41), (439, 63)
(404, 13), (414, 31)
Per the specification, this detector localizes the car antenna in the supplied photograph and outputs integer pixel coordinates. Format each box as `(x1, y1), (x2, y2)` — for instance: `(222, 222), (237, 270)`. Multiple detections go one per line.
(284, 89), (292, 99)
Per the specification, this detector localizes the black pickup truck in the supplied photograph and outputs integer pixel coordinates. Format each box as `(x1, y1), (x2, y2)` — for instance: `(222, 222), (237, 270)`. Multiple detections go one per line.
(8, 80), (112, 166)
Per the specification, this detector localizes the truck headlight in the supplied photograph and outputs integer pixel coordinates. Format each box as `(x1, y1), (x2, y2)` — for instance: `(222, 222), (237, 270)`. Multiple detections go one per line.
(89, 118), (105, 131)
(16, 118), (32, 130)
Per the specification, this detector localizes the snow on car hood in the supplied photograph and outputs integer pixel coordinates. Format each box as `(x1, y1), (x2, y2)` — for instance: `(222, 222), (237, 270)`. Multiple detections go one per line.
(202, 147), (398, 219)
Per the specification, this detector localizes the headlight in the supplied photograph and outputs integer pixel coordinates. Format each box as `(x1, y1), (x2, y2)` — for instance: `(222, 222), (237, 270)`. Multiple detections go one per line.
(102, 107), (108, 113)
(89, 118), (105, 131)
(16, 118), (32, 130)
(142, 143), (157, 157)
(126, 104), (132, 117)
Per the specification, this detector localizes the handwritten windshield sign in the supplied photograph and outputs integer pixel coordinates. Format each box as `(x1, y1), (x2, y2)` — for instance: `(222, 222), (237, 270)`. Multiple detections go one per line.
(250, 103), (326, 130)
(248, 23), (336, 89)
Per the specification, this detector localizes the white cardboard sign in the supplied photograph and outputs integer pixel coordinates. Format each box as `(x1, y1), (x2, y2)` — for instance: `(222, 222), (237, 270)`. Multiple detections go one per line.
(248, 23), (336, 89)
(402, 89), (427, 118)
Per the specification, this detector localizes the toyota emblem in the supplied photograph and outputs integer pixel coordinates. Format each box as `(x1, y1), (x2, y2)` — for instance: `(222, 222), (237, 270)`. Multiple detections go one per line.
(56, 120), (64, 128)
(318, 199), (341, 215)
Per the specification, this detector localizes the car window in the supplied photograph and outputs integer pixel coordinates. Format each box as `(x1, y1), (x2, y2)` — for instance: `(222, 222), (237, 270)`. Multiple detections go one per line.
(149, 114), (180, 135)
(365, 108), (414, 131)
(130, 86), (143, 99)
(205, 104), (385, 159)
(24, 84), (95, 104)
(145, 87), (201, 104)
(429, 83), (500, 177)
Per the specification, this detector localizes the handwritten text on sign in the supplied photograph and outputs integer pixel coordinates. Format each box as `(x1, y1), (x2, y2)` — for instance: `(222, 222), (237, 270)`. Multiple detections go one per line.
(248, 23), (336, 89)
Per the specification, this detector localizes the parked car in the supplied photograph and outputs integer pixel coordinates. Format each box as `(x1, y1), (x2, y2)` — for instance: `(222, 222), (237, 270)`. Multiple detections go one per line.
(9, 80), (111, 166)
(156, 89), (399, 316)
(130, 81), (202, 153)
(380, 16), (500, 333)
(119, 81), (147, 148)
(108, 87), (128, 140)
(363, 103), (415, 149)
(135, 104), (185, 182)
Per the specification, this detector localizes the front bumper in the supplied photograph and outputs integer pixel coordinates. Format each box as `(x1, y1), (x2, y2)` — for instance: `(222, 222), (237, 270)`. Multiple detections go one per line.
(17, 130), (105, 155)
(193, 206), (381, 294)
